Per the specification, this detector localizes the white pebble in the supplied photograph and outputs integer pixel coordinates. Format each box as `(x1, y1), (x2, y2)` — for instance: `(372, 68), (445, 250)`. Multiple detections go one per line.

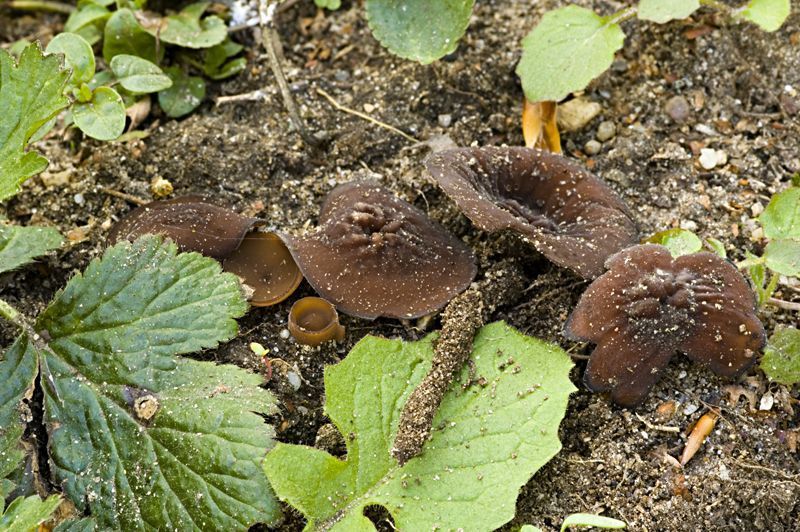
(759, 391), (774, 411)
(286, 371), (301, 391)
(279, 328), (290, 339)
(699, 148), (727, 170)
(684, 403), (699, 415)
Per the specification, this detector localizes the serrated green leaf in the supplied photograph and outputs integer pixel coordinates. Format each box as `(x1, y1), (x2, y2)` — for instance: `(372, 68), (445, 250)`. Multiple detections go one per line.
(638, 0), (700, 23)
(737, 0), (790, 32)
(365, 0), (474, 64)
(763, 238), (800, 276)
(0, 224), (63, 275)
(560, 512), (627, 532)
(45, 33), (96, 86)
(103, 8), (162, 63)
(54, 517), (98, 532)
(72, 86), (126, 140)
(517, 6), (625, 102)
(158, 66), (206, 118)
(110, 54), (172, 94)
(760, 187), (800, 240)
(0, 44), (70, 201)
(646, 228), (702, 258)
(14, 236), (280, 529)
(0, 494), (61, 530)
(265, 321), (575, 531)
(147, 2), (227, 49)
(0, 339), (38, 485)
(761, 327), (800, 385)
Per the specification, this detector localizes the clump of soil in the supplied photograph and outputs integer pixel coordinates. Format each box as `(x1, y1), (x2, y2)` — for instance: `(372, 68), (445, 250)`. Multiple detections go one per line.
(1, 1), (798, 530)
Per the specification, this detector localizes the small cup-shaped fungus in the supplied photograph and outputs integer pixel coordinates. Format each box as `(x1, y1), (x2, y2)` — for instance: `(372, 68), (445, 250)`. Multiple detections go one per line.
(564, 244), (766, 407)
(108, 195), (258, 259)
(288, 297), (345, 346)
(425, 147), (638, 279)
(222, 232), (303, 306)
(281, 182), (477, 319)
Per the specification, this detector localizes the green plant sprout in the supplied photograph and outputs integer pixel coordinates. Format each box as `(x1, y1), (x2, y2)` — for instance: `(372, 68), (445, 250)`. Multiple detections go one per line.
(0, 233), (281, 530)
(521, 511), (627, 532)
(517, 0), (791, 103)
(264, 322), (576, 531)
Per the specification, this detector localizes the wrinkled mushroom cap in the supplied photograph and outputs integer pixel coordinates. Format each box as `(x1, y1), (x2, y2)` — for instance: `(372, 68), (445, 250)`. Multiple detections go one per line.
(564, 244), (766, 407)
(281, 182), (477, 319)
(288, 297), (345, 346)
(425, 147), (638, 279)
(222, 231), (303, 307)
(108, 195), (258, 259)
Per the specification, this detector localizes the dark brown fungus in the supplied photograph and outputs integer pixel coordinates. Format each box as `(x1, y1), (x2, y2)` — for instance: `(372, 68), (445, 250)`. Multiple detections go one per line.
(108, 195), (258, 259)
(222, 232), (303, 306)
(280, 182), (477, 319)
(288, 297), (345, 346)
(425, 146), (638, 279)
(564, 244), (766, 407)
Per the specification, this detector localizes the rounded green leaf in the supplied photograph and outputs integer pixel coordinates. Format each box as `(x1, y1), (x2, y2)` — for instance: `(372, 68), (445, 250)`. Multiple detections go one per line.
(517, 5), (625, 102)
(638, 0), (700, 23)
(64, 3), (110, 34)
(102, 8), (162, 63)
(737, 0), (790, 32)
(646, 228), (703, 257)
(759, 187), (800, 240)
(72, 86), (125, 141)
(151, 2), (227, 49)
(763, 238), (800, 276)
(315, 0), (341, 9)
(365, 0), (474, 64)
(110, 54), (172, 94)
(705, 237), (727, 258)
(761, 327), (800, 385)
(45, 32), (96, 85)
(158, 66), (206, 118)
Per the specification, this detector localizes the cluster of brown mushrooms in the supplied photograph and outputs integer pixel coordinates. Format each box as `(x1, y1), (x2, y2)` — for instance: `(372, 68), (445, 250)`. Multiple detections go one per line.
(109, 146), (765, 407)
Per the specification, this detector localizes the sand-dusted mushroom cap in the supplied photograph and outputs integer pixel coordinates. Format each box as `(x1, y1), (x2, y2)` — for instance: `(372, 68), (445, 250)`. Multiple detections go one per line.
(564, 244), (766, 407)
(288, 297), (345, 346)
(108, 195), (258, 259)
(425, 146), (638, 279)
(222, 231), (303, 307)
(281, 181), (477, 319)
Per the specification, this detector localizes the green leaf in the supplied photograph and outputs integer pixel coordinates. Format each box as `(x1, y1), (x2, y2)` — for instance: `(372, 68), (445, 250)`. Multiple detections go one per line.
(148, 2), (227, 49)
(638, 0), (700, 23)
(761, 327), (800, 385)
(705, 237), (727, 258)
(110, 54), (172, 94)
(521, 526), (544, 532)
(203, 39), (246, 80)
(158, 66), (206, 118)
(517, 6), (625, 102)
(315, 0), (341, 9)
(646, 228), (703, 257)
(64, 3), (110, 35)
(0, 339), (38, 484)
(45, 33), (96, 85)
(265, 321), (575, 531)
(102, 8), (162, 63)
(0, 224), (63, 275)
(759, 187), (800, 240)
(0, 44), (70, 201)
(560, 512), (627, 532)
(763, 238), (800, 276)
(72, 86), (126, 141)
(0, 494), (61, 530)
(365, 0), (474, 64)
(737, 0), (790, 32)
(54, 517), (98, 532)
(22, 236), (279, 529)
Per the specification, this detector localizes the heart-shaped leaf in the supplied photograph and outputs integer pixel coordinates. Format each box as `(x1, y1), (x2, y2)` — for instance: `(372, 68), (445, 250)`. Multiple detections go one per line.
(45, 32), (96, 85)
(158, 66), (206, 118)
(72, 86), (126, 140)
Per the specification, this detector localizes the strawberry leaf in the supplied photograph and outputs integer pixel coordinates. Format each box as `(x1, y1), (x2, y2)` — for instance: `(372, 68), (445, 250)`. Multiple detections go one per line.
(0, 224), (63, 275)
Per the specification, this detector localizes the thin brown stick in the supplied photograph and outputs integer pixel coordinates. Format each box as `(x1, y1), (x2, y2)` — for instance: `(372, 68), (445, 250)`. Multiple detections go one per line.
(316, 88), (418, 143)
(99, 187), (147, 206)
(768, 297), (800, 311)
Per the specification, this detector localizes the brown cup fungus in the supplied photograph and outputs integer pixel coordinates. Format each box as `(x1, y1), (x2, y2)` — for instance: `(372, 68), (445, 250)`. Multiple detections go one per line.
(564, 244), (766, 407)
(425, 147), (638, 279)
(281, 181), (477, 319)
(288, 297), (345, 346)
(222, 232), (303, 306)
(108, 195), (258, 259)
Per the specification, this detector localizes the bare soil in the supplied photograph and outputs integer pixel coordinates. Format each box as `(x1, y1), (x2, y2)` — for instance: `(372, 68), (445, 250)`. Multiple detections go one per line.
(1, 1), (799, 530)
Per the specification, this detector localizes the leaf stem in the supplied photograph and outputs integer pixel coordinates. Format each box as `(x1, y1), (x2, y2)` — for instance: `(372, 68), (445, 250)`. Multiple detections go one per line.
(6, 0), (74, 14)
(0, 298), (39, 340)
(605, 6), (638, 26)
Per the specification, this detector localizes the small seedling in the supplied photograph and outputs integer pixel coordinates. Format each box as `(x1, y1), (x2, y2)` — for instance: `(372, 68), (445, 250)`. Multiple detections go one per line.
(517, 0), (791, 103)
(521, 512), (627, 532)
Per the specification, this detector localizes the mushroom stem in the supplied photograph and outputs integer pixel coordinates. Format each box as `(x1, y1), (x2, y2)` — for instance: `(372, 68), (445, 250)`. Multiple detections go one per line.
(391, 260), (526, 464)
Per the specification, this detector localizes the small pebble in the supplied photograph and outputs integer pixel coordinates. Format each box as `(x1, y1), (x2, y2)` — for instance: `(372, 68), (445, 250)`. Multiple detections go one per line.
(363, 103), (376, 113)
(684, 403), (699, 415)
(73, 193), (85, 205)
(584, 139), (601, 155)
(699, 148), (727, 169)
(279, 328), (290, 339)
(438, 114), (453, 128)
(751, 202), (764, 217)
(759, 392), (774, 411)
(286, 371), (301, 391)
(665, 95), (691, 122)
(596, 120), (616, 142)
